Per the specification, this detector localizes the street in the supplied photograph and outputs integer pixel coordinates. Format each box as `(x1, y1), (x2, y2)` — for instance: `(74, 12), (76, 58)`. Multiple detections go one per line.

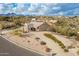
(0, 36), (42, 56)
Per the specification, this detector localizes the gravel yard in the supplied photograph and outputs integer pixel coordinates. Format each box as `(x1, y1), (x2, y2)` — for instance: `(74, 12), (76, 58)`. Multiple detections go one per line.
(1, 31), (79, 56)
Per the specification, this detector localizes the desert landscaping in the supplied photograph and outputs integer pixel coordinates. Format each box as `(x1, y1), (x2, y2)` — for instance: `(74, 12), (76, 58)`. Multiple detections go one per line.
(0, 16), (79, 56)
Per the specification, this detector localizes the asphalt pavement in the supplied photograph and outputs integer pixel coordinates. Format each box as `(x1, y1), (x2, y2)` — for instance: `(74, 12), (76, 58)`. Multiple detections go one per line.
(0, 36), (42, 56)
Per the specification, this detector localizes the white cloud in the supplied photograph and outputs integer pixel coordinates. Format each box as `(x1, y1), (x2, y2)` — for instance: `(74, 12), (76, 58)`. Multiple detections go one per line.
(0, 4), (3, 9)
(27, 4), (49, 15)
(54, 11), (64, 15)
(43, 3), (58, 6)
(58, 12), (64, 15)
(0, 3), (78, 16)
(52, 6), (61, 10)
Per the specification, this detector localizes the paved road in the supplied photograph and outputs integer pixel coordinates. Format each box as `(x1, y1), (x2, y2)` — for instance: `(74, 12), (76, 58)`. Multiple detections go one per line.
(0, 36), (42, 56)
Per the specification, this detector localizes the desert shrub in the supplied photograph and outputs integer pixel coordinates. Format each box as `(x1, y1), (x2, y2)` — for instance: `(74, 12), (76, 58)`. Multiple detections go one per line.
(67, 30), (77, 37)
(27, 40), (30, 43)
(76, 36), (79, 41)
(58, 42), (65, 48)
(51, 16), (79, 38)
(44, 33), (57, 42)
(13, 29), (23, 36)
(35, 37), (40, 40)
(67, 45), (75, 49)
(0, 24), (3, 30)
(77, 51), (79, 55)
(0, 21), (16, 29)
(40, 41), (46, 45)
(45, 47), (51, 52)
(44, 33), (67, 51)
(64, 48), (69, 52)
(51, 24), (57, 32)
(52, 53), (56, 56)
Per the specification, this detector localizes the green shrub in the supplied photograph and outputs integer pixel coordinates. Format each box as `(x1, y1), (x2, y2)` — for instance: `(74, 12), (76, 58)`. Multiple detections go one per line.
(13, 29), (23, 36)
(68, 31), (76, 37)
(44, 33), (69, 52)
(0, 24), (3, 30)
(52, 53), (56, 56)
(44, 33), (66, 49)
(64, 48), (69, 52)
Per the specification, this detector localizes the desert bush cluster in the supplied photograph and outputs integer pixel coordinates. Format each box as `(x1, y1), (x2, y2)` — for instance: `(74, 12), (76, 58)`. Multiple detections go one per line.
(0, 16), (31, 29)
(44, 33), (69, 52)
(12, 29), (23, 36)
(0, 16), (79, 39)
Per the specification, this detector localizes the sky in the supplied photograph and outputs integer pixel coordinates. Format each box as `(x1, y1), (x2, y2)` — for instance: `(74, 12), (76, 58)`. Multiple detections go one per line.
(0, 3), (79, 16)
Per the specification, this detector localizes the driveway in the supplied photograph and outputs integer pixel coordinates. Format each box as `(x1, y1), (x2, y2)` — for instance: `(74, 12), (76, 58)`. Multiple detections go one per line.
(31, 31), (77, 56)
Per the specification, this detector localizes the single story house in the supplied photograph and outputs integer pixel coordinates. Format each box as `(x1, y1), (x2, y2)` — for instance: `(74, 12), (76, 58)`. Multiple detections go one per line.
(28, 22), (51, 31)
(27, 18), (52, 31)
